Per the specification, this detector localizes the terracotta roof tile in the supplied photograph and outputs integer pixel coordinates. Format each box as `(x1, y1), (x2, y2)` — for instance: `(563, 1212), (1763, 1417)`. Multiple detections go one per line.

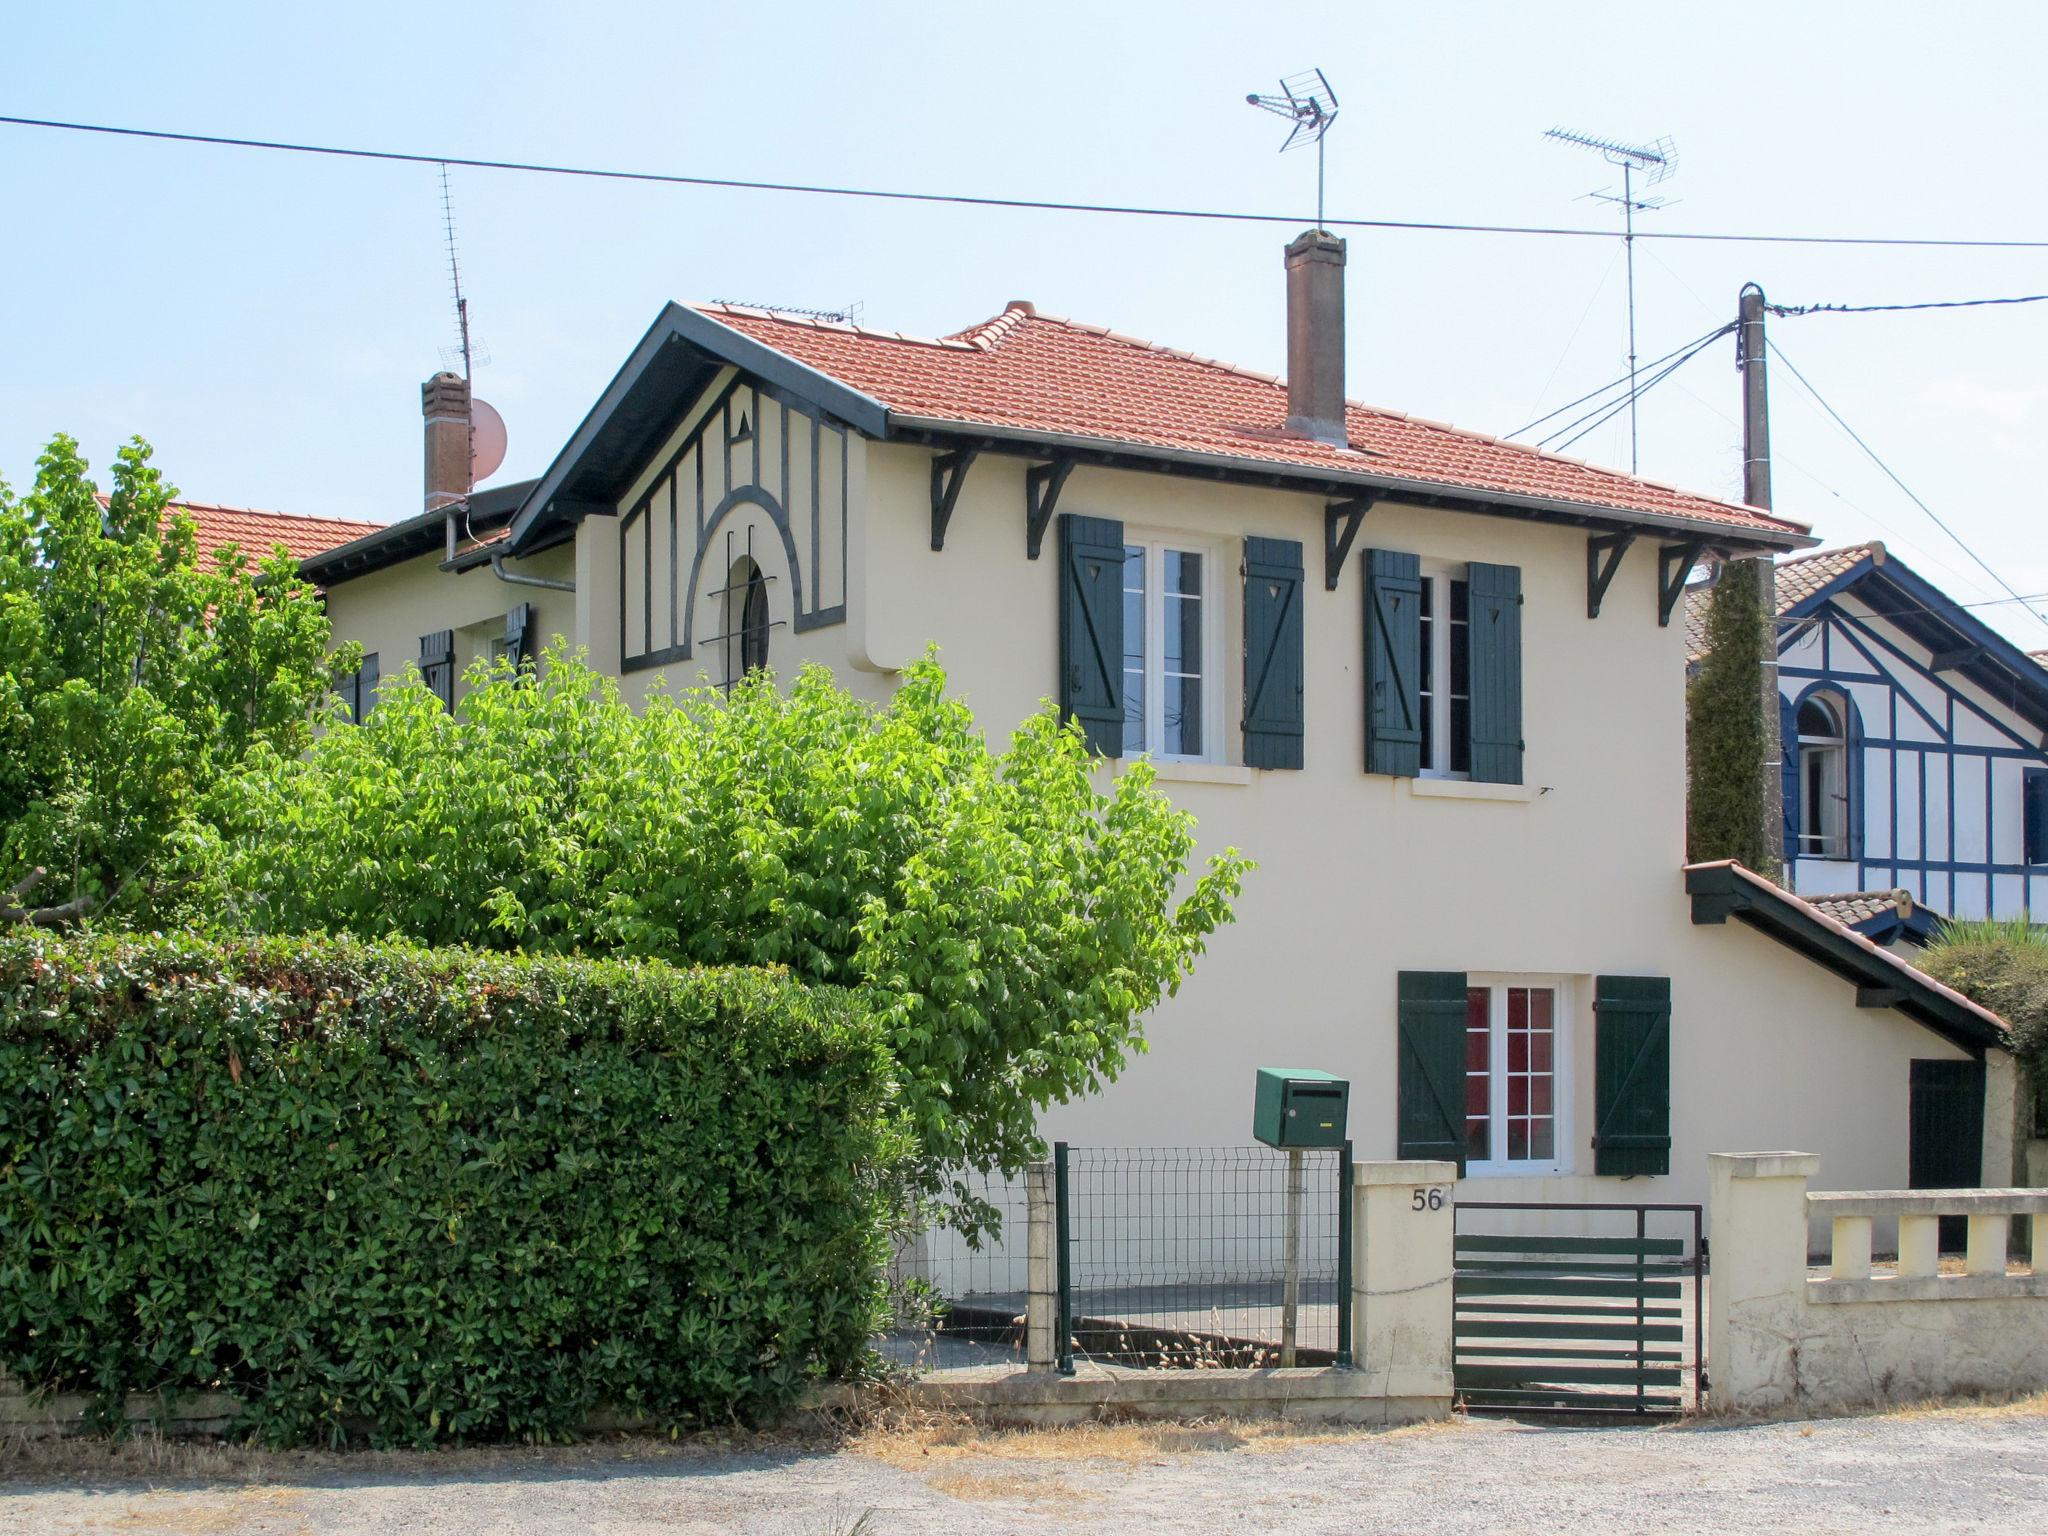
(1684, 542), (1882, 663)
(1809, 889), (1916, 929)
(688, 302), (1810, 539)
(125, 498), (385, 564)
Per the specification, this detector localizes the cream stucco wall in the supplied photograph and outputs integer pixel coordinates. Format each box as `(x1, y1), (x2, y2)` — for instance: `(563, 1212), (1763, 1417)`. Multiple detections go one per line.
(320, 541), (577, 708)
(318, 415), (2006, 1222)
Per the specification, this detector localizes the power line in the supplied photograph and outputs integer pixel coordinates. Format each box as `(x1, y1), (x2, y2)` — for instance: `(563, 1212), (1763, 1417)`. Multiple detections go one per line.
(7, 112), (2048, 250)
(1508, 322), (1734, 440)
(1765, 337), (2048, 635)
(1536, 325), (1734, 454)
(1769, 294), (2048, 317)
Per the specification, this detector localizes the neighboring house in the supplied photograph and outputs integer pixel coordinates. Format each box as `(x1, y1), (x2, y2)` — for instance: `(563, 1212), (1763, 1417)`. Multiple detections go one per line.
(1808, 889), (1939, 951)
(156, 498), (384, 565)
(1688, 542), (2048, 923)
(303, 232), (2022, 1208)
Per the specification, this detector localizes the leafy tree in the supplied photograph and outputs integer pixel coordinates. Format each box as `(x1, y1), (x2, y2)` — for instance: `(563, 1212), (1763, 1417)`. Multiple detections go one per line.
(1686, 558), (1778, 874)
(182, 651), (1249, 1203)
(1918, 916), (2048, 1130)
(0, 435), (344, 922)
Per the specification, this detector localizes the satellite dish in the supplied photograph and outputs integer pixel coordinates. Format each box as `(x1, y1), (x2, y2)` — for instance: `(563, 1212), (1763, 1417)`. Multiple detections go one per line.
(470, 398), (508, 486)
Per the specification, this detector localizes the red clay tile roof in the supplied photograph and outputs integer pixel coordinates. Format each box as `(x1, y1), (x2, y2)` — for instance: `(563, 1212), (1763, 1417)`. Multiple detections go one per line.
(1684, 542), (1881, 662)
(687, 302), (1810, 541)
(161, 500), (382, 564)
(1809, 888), (1918, 929)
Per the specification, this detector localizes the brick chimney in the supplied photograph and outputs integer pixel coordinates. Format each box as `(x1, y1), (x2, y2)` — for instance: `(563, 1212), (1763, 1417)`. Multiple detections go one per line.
(423, 370), (472, 513)
(1283, 229), (1348, 446)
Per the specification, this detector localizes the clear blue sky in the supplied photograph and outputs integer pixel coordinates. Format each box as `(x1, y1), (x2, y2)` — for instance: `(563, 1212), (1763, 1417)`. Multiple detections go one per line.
(6, 1), (2045, 643)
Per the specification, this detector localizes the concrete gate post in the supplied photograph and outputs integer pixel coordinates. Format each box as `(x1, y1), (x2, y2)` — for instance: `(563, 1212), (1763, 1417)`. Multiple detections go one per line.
(1707, 1151), (1819, 1414)
(1025, 1162), (1056, 1371)
(1351, 1160), (1457, 1409)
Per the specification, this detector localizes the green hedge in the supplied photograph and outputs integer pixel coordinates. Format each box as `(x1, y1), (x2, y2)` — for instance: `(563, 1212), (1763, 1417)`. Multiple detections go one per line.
(0, 932), (901, 1445)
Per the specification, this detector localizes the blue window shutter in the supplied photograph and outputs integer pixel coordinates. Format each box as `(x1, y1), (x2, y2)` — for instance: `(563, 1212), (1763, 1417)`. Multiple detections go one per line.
(1594, 975), (1672, 1176)
(1363, 549), (1423, 777)
(1780, 694), (1799, 859)
(1241, 536), (1305, 770)
(336, 666), (358, 723)
(1467, 561), (1523, 785)
(1058, 513), (1124, 756)
(356, 652), (380, 722)
(2025, 769), (2048, 865)
(1397, 971), (1469, 1170)
(504, 603), (534, 673)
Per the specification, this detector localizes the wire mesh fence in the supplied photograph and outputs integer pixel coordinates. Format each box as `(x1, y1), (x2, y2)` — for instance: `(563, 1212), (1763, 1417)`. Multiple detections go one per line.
(881, 1170), (1033, 1373)
(1058, 1144), (1349, 1369)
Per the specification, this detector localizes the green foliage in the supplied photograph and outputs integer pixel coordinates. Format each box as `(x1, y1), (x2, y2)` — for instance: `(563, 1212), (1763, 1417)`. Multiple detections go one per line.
(179, 650), (1247, 1202)
(1919, 917), (2048, 1117)
(1686, 560), (1777, 873)
(0, 436), (343, 918)
(0, 929), (900, 1446)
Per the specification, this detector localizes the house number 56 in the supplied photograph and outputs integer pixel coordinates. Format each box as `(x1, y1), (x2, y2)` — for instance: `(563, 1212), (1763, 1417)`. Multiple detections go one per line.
(1411, 1187), (1447, 1212)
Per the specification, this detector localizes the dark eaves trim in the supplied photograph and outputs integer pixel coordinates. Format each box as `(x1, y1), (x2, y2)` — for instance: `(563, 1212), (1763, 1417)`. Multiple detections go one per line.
(889, 415), (1819, 555)
(1683, 860), (2007, 1054)
(300, 480), (536, 586)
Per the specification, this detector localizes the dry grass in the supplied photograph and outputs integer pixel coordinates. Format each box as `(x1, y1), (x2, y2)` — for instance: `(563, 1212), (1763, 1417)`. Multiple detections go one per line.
(851, 1410), (1470, 1469)
(924, 1469), (1093, 1504)
(1862, 1389), (2048, 1422)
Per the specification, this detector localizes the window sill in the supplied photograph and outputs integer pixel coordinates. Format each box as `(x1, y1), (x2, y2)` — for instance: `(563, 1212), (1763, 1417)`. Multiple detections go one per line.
(1141, 760), (1254, 786)
(1465, 1163), (1573, 1179)
(1406, 777), (1537, 803)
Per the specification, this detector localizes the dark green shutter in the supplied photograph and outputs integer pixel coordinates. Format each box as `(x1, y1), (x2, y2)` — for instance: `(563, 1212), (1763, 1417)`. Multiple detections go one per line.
(1398, 970), (1469, 1170)
(1242, 536), (1305, 770)
(504, 603), (533, 673)
(1468, 561), (1523, 785)
(2026, 769), (2048, 865)
(1363, 549), (1423, 777)
(421, 630), (454, 711)
(1058, 513), (1124, 756)
(1594, 975), (1672, 1176)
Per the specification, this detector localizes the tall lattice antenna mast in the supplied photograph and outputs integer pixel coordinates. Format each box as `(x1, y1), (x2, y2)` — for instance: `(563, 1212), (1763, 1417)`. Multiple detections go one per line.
(437, 162), (490, 380)
(1544, 127), (1678, 473)
(1246, 69), (1341, 231)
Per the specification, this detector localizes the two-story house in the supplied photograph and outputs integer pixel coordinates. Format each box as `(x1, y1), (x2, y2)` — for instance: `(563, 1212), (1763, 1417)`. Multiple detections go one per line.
(1688, 542), (2048, 923)
(304, 232), (2018, 1212)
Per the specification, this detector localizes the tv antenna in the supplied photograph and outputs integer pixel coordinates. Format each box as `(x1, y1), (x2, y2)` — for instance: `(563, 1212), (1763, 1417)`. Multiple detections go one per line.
(1246, 70), (1341, 231)
(1544, 128), (1678, 473)
(437, 163), (491, 378)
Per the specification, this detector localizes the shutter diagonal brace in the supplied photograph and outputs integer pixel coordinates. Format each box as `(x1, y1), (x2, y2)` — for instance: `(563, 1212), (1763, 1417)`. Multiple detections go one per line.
(1594, 999), (1670, 1151)
(1242, 562), (1298, 729)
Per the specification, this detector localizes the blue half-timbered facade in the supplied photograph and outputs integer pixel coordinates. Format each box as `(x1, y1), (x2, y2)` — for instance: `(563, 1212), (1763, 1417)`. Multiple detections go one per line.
(1693, 543), (2048, 920)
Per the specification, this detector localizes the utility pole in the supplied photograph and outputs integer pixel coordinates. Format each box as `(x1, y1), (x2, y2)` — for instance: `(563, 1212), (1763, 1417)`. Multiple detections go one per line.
(1737, 283), (1786, 875)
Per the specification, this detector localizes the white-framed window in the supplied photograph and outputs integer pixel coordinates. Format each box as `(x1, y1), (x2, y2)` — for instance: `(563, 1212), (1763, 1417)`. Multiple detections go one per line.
(1417, 563), (1472, 777)
(1121, 537), (1222, 762)
(1796, 691), (1850, 859)
(1463, 975), (1571, 1176)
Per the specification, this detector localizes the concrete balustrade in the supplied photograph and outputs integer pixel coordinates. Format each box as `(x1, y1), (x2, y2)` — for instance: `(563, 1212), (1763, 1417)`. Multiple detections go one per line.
(1713, 1152), (2048, 1415)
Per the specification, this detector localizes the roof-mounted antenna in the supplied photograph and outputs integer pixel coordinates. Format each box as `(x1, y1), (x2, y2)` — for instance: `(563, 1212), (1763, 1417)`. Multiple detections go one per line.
(437, 163), (491, 379)
(1544, 128), (1678, 474)
(1246, 69), (1341, 231)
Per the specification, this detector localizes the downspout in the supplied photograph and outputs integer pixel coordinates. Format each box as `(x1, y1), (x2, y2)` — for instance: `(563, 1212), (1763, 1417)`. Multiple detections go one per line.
(488, 551), (575, 593)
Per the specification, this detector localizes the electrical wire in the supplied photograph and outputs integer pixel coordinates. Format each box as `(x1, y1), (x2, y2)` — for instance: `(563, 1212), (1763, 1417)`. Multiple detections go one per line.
(1508, 322), (1734, 441)
(1768, 295), (2048, 317)
(1765, 338), (2048, 635)
(7, 113), (2048, 249)
(1540, 327), (1734, 454)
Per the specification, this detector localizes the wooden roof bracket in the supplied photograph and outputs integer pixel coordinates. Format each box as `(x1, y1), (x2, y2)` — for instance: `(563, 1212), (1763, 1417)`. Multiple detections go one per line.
(1657, 539), (1709, 628)
(929, 447), (980, 552)
(1024, 456), (1076, 560)
(1323, 495), (1377, 590)
(1586, 531), (1636, 619)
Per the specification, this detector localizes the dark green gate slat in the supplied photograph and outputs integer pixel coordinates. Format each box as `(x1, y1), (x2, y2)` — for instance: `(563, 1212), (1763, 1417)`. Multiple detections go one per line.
(1456, 1234), (1685, 1257)
(1456, 1299), (1682, 1319)
(1457, 1319), (1684, 1342)
(1454, 1258), (1687, 1278)
(1460, 1388), (1683, 1410)
(1457, 1364), (1683, 1388)
(1457, 1345), (1683, 1363)
(1455, 1275), (1681, 1299)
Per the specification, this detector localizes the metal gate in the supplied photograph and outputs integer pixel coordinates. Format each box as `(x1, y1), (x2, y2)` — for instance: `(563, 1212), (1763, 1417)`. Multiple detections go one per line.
(1453, 1200), (1704, 1415)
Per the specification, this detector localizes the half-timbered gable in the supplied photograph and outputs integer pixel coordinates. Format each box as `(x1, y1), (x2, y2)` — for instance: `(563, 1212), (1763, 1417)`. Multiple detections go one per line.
(1692, 543), (2048, 920)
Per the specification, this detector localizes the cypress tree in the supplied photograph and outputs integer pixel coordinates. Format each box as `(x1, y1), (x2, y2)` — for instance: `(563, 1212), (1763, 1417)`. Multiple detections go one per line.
(1686, 560), (1777, 874)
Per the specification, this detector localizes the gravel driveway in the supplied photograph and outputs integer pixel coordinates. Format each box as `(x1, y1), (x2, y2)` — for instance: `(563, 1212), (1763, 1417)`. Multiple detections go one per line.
(4, 1403), (2046, 1534)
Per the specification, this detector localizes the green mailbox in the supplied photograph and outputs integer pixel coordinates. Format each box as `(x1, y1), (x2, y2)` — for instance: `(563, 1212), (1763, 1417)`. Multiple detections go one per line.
(1252, 1067), (1349, 1149)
